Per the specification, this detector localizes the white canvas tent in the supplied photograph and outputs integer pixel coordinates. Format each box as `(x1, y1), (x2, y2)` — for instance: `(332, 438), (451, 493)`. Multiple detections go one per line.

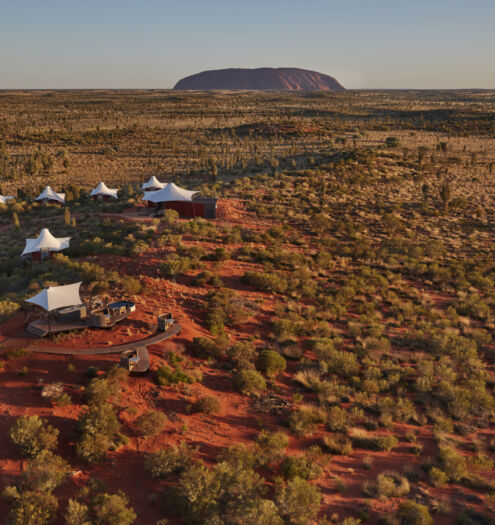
(21, 228), (71, 257)
(34, 186), (65, 205)
(26, 282), (82, 312)
(90, 182), (118, 200)
(142, 182), (198, 204)
(0, 195), (13, 205)
(142, 176), (166, 191)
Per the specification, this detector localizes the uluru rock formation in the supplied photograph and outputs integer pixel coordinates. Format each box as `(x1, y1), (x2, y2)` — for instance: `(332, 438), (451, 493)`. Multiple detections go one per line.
(173, 67), (345, 91)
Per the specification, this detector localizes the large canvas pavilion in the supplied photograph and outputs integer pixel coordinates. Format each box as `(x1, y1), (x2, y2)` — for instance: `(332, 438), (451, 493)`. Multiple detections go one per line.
(26, 282), (82, 312)
(142, 182), (217, 219)
(34, 186), (65, 205)
(90, 182), (119, 201)
(21, 228), (70, 261)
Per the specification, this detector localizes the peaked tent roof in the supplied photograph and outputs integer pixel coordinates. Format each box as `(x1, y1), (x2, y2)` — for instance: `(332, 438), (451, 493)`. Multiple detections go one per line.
(34, 186), (65, 204)
(142, 182), (199, 203)
(26, 282), (82, 312)
(142, 176), (166, 191)
(0, 195), (13, 205)
(90, 182), (118, 199)
(21, 228), (71, 256)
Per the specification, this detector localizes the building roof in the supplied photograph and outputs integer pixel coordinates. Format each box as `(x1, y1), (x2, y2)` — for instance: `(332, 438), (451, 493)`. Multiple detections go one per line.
(34, 186), (65, 204)
(142, 182), (199, 203)
(26, 282), (82, 312)
(90, 182), (118, 199)
(21, 228), (71, 257)
(0, 195), (13, 205)
(142, 176), (166, 191)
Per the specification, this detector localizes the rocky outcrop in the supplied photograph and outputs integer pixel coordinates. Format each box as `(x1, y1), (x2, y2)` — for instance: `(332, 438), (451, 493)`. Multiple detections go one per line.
(173, 67), (345, 91)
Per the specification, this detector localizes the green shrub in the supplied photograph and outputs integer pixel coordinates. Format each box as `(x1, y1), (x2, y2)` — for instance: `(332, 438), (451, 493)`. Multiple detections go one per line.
(275, 477), (321, 525)
(7, 491), (58, 525)
(145, 444), (196, 478)
(65, 499), (91, 525)
(256, 431), (289, 463)
(439, 446), (467, 482)
(233, 369), (266, 395)
(352, 433), (398, 452)
(135, 410), (167, 436)
(85, 377), (119, 404)
(256, 350), (286, 377)
(191, 337), (220, 359)
(429, 467), (448, 487)
(193, 396), (221, 415)
(24, 450), (70, 492)
(77, 403), (120, 463)
(9, 416), (59, 458)
(121, 276), (142, 294)
(281, 456), (322, 481)
(362, 470), (410, 499)
(92, 492), (137, 525)
(288, 406), (325, 436)
(156, 364), (192, 386)
(396, 501), (433, 525)
(322, 434), (353, 455)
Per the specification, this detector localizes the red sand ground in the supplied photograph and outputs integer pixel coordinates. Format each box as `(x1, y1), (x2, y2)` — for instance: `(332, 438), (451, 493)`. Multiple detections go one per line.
(0, 200), (493, 523)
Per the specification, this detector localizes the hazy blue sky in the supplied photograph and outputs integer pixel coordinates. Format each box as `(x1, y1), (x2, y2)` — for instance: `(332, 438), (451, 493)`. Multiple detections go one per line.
(1, 0), (494, 89)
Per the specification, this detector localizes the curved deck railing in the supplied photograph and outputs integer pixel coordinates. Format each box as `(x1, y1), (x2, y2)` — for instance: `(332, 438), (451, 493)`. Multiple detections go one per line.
(27, 323), (182, 355)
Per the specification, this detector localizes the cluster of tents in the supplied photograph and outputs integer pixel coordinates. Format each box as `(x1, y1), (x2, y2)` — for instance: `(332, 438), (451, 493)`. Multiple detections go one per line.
(0, 177), (217, 218)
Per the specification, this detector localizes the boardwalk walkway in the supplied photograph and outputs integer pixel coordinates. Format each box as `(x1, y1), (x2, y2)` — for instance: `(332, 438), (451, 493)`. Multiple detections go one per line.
(28, 323), (182, 355)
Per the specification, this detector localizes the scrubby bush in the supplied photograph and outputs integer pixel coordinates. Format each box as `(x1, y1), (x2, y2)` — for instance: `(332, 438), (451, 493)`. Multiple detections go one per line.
(156, 364), (193, 386)
(145, 443), (196, 478)
(352, 432), (399, 452)
(135, 410), (167, 436)
(7, 490), (58, 525)
(396, 501), (433, 525)
(24, 450), (70, 492)
(92, 492), (136, 525)
(191, 337), (220, 359)
(322, 434), (353, 456)
(76, 403), (120, 463)
(65, 499), (91, 525)
(9, 416), (59, 458)
(288, 406), (325, 436)
(193, 396), (221, 415)
(275, 477), (321, 525)
(256, 350), (286, 377)
(233, 369), (266, 395)
(256, 431), (289, 463)
(362, 470), (410, 499)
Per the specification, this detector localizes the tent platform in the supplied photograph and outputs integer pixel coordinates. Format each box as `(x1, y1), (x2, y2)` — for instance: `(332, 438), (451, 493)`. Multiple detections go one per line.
(26, 318), (89, 337)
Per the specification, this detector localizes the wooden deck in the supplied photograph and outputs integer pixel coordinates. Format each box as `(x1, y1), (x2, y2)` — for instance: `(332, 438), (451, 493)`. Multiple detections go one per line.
(26, 318), (89, 337)
(27, 323), (182, 355)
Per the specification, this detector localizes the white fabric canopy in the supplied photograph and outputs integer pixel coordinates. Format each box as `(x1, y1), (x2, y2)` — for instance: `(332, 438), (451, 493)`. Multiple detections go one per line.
(142, 176), (166, 191)
(0, 195), (13, 205)
(34, 186), (65, 204)
(26, 282), (82, 312)
(142, 182), (198, 203)
(22, 228), (71, 256)
(90, 182), (118, 199)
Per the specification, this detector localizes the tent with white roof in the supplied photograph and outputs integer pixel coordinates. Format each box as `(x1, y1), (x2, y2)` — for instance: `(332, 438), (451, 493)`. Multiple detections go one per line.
(21, 228), (70, 259)
(26, 282), (82, 312)
(0, 195), (13, 205)
(90, 182), (118, 200)
(142, 182), (198, 204)
(141, 182), (217, 219)
(142, 176), (166, 191)
(34, 186), (65, 205)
